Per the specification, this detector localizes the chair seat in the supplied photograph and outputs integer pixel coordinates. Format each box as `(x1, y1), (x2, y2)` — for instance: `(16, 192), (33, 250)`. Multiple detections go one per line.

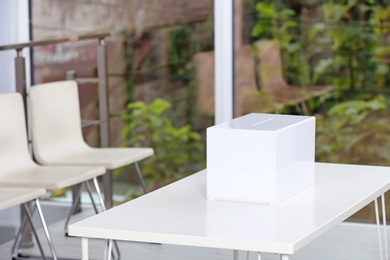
(0, 188), (46, 210)
(41, 147), (154, 170)
(0, 165), (105, 191)
(271, 87), (312, 105)
(305, 85), (334, 96)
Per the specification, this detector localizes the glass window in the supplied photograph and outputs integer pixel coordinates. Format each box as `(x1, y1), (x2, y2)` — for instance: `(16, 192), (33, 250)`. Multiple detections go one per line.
(30, 0), (214, 203)
(235, 0), (390, 223)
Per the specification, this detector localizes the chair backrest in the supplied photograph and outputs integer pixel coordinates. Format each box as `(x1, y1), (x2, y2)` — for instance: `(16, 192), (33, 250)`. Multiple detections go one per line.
(254, 39), (289, 92)
(193, 45), (258, 116)
(0, 93), (36, 175)
(193, 51), (215, 115)
(29, 80), (89, 164)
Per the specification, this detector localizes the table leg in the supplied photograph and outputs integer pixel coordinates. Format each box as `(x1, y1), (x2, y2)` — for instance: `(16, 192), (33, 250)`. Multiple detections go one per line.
(81, 238), (89, 260)
(375, 195), (388, 260)
(104, 239), (113, 260)
(244, 251), (262, 260)
(380, 194), (388, 260)
(280, 254), (289, 260)
(233, 250), (239, 260)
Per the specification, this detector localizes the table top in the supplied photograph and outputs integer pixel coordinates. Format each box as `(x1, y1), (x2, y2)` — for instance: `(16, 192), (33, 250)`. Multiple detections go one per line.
(69, 163), (390, 255)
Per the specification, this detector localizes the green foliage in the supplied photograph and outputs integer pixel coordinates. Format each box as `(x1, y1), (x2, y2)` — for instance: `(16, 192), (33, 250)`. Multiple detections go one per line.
(118, 98), (205, 188)
(316, 95), (390, 165)
(251, 1), (390, 99)
(373, 5), (390, 35)
(169, 26), (196, 83)
(251, 2), (297, 43)
(251, 2), (310, 86)
(308, 2), (389, 92)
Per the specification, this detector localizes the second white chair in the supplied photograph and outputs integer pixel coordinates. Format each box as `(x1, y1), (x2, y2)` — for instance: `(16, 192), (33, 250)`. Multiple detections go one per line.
(28, 80), (154, 201)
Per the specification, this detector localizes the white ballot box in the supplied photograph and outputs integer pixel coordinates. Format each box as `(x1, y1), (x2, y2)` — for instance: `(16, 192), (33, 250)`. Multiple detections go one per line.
(207, 113), (315, 204)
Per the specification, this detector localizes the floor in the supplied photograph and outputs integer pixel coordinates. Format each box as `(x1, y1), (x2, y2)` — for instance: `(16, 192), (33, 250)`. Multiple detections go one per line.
(0, 202), (388, 260)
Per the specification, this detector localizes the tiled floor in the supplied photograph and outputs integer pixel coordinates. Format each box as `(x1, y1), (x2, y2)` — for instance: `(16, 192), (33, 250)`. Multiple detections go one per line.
(0, 204), (387, 260)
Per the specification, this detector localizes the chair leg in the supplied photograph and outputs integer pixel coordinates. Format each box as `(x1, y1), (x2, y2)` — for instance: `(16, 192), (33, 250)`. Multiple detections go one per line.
(85, 180), (101, 214)
(91, 177), (121, 260)
(92, 177), (107, 211)
(11, 204), (42, 259)
(64, 182), (85, 235)
(65, 181), (101, 234)
(33, 199), (58, 260)
(134, 162), (147, 194)
(12, 200), (58, 260)
(12, 209), (27, 257)
(18, 203), (47, 260)
(64, 179), (119, 259)
(299, 101), (309, 115)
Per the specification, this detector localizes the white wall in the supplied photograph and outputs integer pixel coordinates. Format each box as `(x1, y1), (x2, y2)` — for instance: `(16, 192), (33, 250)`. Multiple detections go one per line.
(0, 0), (30, 93)
(0, 0), (30, 229)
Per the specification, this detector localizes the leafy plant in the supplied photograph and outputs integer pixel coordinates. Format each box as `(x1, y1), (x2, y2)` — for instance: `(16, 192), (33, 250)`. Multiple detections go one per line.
(251, 1), (390, 109)
(169, 26), (196, 83)
(251, 2), (310, 86)
(308, 2), (389, 93)
(316, 95), (390, 165)
(251, 2), (297, 43)
(117, 98), (205, 190)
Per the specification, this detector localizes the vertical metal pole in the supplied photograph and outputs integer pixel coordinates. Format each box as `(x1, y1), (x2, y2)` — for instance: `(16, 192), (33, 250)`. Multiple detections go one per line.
(15, 49), (34, 248)
(97, 39), (110, 147)
(66, 70), (76, 81)
(66, 70), (82, 214)
(97, 38), (113, 209)
(15, 50), (27, 100)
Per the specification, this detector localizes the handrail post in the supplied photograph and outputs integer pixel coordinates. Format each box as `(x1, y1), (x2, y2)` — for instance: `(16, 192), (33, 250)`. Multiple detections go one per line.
(97, 37), (113, 209)
(66, 70), (83, 215)
(15, 49), (27, 102)
(15, 48), (33, 248)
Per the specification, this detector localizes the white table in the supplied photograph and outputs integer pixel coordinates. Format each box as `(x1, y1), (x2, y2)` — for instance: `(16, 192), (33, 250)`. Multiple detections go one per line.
(69, 163), (390, 260)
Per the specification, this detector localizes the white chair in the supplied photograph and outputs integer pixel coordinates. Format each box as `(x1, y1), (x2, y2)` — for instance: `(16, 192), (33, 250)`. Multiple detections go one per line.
(0, 187), (52, 259)
(0, 93), (107, 260)
(28, 80), (154, 197)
